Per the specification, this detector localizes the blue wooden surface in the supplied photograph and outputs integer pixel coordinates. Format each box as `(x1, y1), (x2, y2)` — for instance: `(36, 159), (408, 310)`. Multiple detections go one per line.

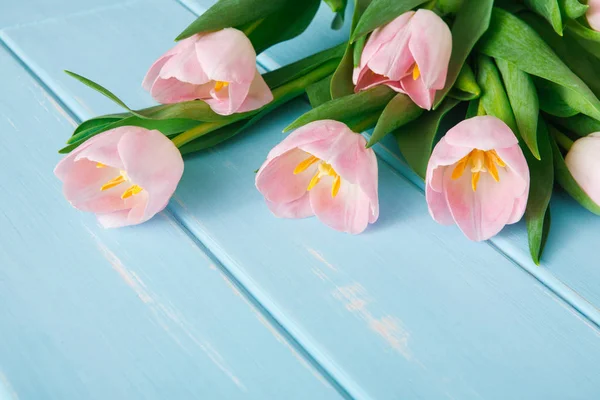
(1, 0), (600, 399)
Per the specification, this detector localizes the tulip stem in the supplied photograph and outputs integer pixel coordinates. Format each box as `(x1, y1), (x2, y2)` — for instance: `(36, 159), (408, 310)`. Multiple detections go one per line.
(171, 59), (340, 149)
(348, 112), (380, 134)
(551, 127), (574, 151)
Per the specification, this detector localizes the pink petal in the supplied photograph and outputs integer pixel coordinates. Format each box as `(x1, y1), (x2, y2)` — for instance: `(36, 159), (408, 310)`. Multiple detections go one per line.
(204, 80), (252, 116)
(400, 74), (435, 110)
(494, 145), (530, 197)
(367, 25), (413, 81)
(158, 45), (209, 85)
(425, 166), (455, 225)
(443, 165), (521, 241)
(194, 28), (256, 83)
(142, 36), (197, 91)
(150, 77), (213, 104)
(587, 0), (600, 31)
(264, 120), (343, 161)
(445, 116), (519, 150)
(565, 133), (600, 205)
(309, 178), (371, 234)
(117, 128), (184, 222)
(256, 148), (318, 204)
(235, 70), (274, 113)
(353, 68), (392, 92)
(266, 193), (314, 219)
(407, 9), (452, 90)
(425, 137), (472, 189)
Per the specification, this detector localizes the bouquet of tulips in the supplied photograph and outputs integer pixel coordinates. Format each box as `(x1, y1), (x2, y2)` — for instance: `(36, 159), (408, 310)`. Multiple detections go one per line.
(54, 0), (600, 264)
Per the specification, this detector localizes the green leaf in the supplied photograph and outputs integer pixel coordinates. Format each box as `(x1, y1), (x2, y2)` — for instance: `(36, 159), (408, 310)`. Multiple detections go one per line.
(64, 117), (199, 152)
(549, 114), (600, 137)
(524, 0), (563, 35)
(285, 85), (394, 131)
(523, 13), (600, 99)
(433, 0), (494, 108)
(351, 0), (428, 41)
(306, 75), (333, 108)
(534, 77), (589, 118)
(64, 70), (146, 119)
(477, 55), (519, 134)
(331, 0), (371, 99)
(465, 98), (480, 119)
(368, 93), (423, 147)
(496, 58), (540, 159)
(524, 118), (554, 265)
(70, 113), (127, 137)
(448, 63), (481, 101)
(559, 0), (588, 19)
(549, 125), (600, 215)
(324, 0), (348, 13)
(436, 0), (465, 15)
(176, 0), (288, 41)
(478, 8), (600, 121)
(263, 43), (346, 89)
(245, 0), (321, 54)
(353, 35), (367, 67)
(395, 98), (461, 179)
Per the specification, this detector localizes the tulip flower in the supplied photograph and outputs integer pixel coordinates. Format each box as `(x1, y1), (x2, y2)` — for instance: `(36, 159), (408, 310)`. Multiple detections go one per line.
(255, 120), (379, 234)
(353, 9), (452, 110)
(55, 127), (184, 228)
(565, 133), (600, 205)
(143, 28), (273, 116)
(425, 116), (530, 241)
(587, 0), (600, 32)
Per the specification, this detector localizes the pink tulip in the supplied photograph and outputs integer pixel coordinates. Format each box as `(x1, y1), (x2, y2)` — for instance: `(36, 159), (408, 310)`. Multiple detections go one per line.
(55, 127), (184, 228)
(425, 116), (530, 241)
(353, 9), (452, 110)
(255, 120), (379, 234)
(587, 0), (600, 32)
(143, 28), (273, 116)
(565, 133), (600, 205)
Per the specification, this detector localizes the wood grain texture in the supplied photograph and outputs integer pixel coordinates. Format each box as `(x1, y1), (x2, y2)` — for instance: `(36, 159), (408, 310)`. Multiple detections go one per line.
(0, 46), (342, 400)
(3, 0), (600, 399)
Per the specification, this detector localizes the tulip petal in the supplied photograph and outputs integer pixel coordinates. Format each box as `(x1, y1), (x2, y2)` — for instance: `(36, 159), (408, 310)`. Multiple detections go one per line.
(408, 9), (452, 90)
(426, 137), (472, 187)
(494, 145), (530, 197)
(265, 120), (343, 161)
(117, 128), (184, 221)
(443, 165), (519, 241)
(367, 26), (414, 82)
(444, 116), (519, 150)
(159, 46), (209, 85)
(309, 178), (371, 234)
(150, 77), (213, 104)
(565, 132), (600, 205)
(587, 0), (600, 31)
(235, 71), (273, 113)
(256, 148), (318, 204)
(400, 74), (435, 110)
(194, 28), (256, 83)
(426, 171), (455, 225)
(142, 36), (197, 91)
(266, 193), (314, 219)
(205, 80), (252, 116)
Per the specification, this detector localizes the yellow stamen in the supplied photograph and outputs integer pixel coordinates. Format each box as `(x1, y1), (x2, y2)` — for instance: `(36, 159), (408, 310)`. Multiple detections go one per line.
(412, 64), (421, 80)
(307, 171), (321, 191)
(96, 162), (107, 168)
(472, 172), (481, 191)
(121, 185), (143, 199)
(332, 175), (341, 198)
(100, 175), (126, 191)
(451, 148), (507, 191)
(294, 155), (319, 175)
(214, 81), (229, 92)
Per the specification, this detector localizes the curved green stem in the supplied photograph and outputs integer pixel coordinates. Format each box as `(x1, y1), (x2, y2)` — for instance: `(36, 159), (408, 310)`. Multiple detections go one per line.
(551, 126), (574, 151)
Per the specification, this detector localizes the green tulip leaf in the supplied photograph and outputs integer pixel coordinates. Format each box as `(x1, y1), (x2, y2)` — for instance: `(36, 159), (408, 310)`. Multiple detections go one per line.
(331, 0), (372, 99)
(285, 85), (395, 132)
(496, 58), (540, 159)
(351, 0), (428, 42)
(176, 0), (289, 41)
(367, 93), (423, 147)
(433, 0), (494, 108)
(306, 75), (333, 108)
(549, 114), (600, 137)
(479, 8), (600, 121)
(534, 77), (589, 118)
(395, 98), (461, 179)
(324, 0), (348, 13)
(559, 0), (588, 19)
(524, 0), (563, 35)
(70, 113), (127, 138)
(549, 125), (600, 215)
(525, 118), (554, 265)
(448, 63), (481, 101)
(477, 55), (519, 134)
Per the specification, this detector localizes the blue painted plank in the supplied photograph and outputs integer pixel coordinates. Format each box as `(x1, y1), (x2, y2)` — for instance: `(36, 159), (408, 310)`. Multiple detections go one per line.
(0, 0), (126, 29)
(6, 1), (600, 399)
(0, 47), (341, 400)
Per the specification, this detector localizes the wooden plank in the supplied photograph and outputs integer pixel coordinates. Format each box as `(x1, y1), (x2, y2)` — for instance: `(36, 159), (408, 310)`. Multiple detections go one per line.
(0, 47), (342, 400)
(5, 1), (600, 398)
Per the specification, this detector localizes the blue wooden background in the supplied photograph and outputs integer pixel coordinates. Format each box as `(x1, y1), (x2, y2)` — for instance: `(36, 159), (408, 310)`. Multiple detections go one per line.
(1, 0), (600, 399)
